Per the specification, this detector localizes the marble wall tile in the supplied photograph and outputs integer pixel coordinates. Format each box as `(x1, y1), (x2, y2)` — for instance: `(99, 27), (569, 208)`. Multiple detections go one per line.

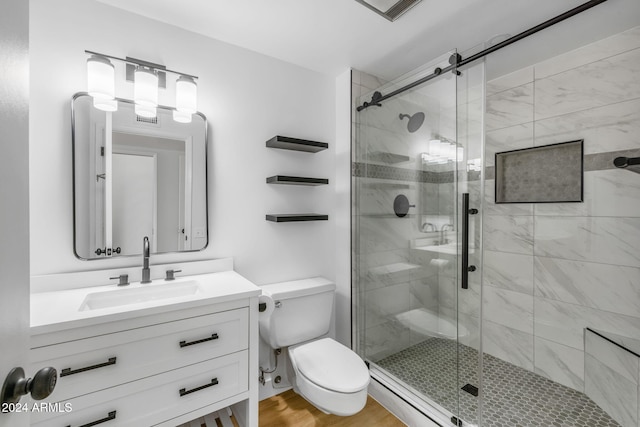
(535, 26), (640, 79)
(534, 98), (640, 155)
(483, 320), (534, 371)
(485, 83), (534, 131)
(486, 66), (533, 96)
(485, 122), (534, 167)
(585, 329), (639, 383)
(365, 282), (416, 329)
(364, 320), (411, 362)
(534, 337), (584, 392)
(359, 216), (417, 254)
(585, 354), (638, 427)
(483, 215), (533, 254)
(483, 286), (533, 334)
(484, 179), (533, 216)
(534, 216), (640, 268)
(535, 48), (640, 120)
(534, 169), (640, 217)
(411, 278), (439, 312)
(534, 297), (640, 351)
(484, 250), (533, 294)
(534, 257), (640, 318)
(458, 311), (480, 350)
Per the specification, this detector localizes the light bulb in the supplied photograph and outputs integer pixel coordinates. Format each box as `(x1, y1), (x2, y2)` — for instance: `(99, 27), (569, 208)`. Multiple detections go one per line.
(134, 67), (158, 107)
(173, 110), (192, 123)
(176, 76), (197, 114)
(87, 55), (115, 100)
(93, 97), (118, 112)
(135, 104), (156, 118)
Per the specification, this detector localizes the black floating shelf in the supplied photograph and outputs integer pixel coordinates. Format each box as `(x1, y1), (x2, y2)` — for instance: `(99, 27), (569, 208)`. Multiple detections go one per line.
(266, 214), (329, 223)
(266, 135), (328, 153)
(266, 175), (329, 186)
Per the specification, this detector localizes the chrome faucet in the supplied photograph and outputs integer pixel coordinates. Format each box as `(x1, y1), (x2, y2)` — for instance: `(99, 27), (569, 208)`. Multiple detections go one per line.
(440, 224), (454, 245)
(141, 236), (151, 284)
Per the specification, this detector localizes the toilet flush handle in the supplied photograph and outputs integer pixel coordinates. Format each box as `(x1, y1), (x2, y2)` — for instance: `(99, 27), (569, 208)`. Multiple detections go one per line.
(275, 301), (282, 308)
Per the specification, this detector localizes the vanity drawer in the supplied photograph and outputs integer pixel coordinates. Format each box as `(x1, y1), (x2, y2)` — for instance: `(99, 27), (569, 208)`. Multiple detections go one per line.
(31, 350), (248, 427)
(31, 308), (248, 402)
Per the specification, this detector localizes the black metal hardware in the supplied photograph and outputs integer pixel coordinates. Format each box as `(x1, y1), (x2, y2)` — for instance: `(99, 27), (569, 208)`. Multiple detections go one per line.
(179, 378), (218, 397)
(614, 156), (640, 168)
(451, 415), (463, 426)
(356, 0), (608, 112)
(1, 367), (57, 406)
(461, 193), (477, 290)
(179, 333), (219, 348)
(60, 357), (117, 377)
(113, 247), (121, 254)
(266, 175), (329, 186)
(265, 214), (329, 222)
(393, 194), (415, 218)
(461, 383), (479, 397)
(258, 302), (267, 312)
(109, 274), (129, 286)
(165, 269), (182, 281)
(95, 247), (106, 256)
(66, 410), (116, 427)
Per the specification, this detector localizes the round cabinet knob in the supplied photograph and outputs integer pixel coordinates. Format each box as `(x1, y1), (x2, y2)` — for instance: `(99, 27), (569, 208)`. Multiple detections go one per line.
(1, 366), (57, 405)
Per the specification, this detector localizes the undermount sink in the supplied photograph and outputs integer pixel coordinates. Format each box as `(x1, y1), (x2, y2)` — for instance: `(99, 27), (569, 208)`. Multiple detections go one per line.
(79, 281), (201, 311)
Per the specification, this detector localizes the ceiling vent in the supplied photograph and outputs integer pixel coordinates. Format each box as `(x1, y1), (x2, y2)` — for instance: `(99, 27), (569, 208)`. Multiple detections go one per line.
(355, 0), (422, 21)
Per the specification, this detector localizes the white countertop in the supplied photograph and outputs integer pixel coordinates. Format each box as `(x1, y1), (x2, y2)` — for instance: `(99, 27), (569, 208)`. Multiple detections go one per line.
(31, 270), (261, 336)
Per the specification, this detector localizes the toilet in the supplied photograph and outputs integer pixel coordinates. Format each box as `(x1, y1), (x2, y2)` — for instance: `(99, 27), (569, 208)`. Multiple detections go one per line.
(259, 277), (370, 416)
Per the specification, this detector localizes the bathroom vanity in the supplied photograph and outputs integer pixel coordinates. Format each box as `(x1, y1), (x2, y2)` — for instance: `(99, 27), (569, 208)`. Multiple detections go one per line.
(28, 259), (260, 427)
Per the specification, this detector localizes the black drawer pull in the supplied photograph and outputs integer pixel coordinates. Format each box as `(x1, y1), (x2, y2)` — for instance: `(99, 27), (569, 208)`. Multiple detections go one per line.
(179, 333), (219, 348)
(179, 378), (219, 397)
(60, 357), (117, 377)
(66, 410), (116, 427)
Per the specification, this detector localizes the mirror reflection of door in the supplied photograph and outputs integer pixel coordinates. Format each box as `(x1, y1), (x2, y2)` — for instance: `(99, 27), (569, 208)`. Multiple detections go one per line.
(112, 152), (157, 255)
(111, 132), (187, 255)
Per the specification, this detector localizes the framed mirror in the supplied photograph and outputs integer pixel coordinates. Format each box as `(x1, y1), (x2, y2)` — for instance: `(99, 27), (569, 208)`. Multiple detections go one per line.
(72, 93), (208, 260)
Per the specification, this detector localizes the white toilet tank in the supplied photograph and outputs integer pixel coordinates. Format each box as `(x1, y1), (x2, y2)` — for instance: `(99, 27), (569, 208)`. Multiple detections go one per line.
(259, 277), (336, 349)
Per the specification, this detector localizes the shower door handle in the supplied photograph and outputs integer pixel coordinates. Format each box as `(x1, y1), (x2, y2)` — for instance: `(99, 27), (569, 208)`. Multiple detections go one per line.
(461, 193), (477, 290)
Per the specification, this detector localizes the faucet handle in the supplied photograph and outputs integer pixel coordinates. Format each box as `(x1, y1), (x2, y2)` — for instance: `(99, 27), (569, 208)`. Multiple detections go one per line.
(165, 269), (182, 281)
(110, 274), (129, 286)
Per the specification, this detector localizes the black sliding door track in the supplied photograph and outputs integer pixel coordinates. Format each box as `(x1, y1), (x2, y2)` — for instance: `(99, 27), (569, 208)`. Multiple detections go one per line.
(356, 0), (608, 111)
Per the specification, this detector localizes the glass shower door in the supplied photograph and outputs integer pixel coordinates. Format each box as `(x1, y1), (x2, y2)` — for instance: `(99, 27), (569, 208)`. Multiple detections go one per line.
(353, 52), (484, 426)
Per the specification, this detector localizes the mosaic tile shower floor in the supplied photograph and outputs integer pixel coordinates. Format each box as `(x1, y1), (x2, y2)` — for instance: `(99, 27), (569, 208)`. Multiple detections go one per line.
(377, 338), (620, 427)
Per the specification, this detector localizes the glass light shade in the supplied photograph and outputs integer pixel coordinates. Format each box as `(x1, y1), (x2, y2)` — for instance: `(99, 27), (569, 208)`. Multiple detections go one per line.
(135, 104), (156, 118)
(176, 76), (197, 114)
(87, 55), (115, 100)
(93, 97), (118, 112)
(134, 67), (158, 107)
(173, 110), (192, 123)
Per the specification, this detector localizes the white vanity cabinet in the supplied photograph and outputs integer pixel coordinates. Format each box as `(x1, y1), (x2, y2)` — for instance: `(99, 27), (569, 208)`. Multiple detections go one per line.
(29, 266), (260, 427)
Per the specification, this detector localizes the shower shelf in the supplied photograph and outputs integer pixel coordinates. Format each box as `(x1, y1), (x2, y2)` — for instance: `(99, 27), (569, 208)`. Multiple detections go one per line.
(266, 175), (329, 186)
(361, 182), (413, 190)
(266, 135), (328, 153)
(368, 151), (411, 164)
(265, 214), (329, 222)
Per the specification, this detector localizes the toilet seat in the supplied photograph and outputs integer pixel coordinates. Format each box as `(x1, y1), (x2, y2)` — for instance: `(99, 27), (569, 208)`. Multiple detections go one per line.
(288, 338), (370, 416)
(289, 338), (370, 393)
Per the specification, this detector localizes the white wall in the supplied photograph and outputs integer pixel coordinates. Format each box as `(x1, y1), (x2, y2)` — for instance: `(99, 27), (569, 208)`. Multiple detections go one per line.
(29, 0), (339, 289)
(0, 1), (30, 426)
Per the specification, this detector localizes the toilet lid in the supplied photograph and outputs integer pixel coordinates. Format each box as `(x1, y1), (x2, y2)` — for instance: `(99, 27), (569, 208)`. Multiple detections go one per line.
(289, 338), (370, 393)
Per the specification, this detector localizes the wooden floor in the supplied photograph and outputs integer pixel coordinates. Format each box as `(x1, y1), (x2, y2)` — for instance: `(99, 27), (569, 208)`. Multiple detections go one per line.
(256, 390), (406, 427)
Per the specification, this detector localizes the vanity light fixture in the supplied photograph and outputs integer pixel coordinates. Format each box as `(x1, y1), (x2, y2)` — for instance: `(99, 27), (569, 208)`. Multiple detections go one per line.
(86, 55), (116, 112)
(84, 50), (199, 122)
(175, 76), (197, 114)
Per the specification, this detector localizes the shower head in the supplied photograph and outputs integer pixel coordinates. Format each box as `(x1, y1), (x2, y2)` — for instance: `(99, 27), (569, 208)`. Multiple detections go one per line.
(399, 112), (425, 133)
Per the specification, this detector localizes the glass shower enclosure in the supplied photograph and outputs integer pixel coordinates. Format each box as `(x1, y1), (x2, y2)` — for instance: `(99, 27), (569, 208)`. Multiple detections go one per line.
(353, 51), (485, 426)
